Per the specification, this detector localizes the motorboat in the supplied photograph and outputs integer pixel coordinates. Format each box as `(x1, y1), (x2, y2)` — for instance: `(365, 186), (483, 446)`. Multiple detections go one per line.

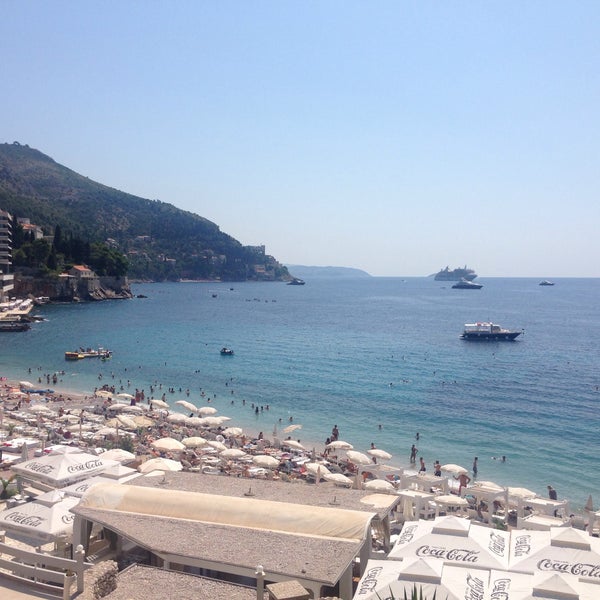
(452, 278), (483, 289)
(460, 322), (523, 341)
(65, 347), (112, 360)
(220, 347), (234, 355)
(287, 278), (305, 285)
(539, 280), (555, 286)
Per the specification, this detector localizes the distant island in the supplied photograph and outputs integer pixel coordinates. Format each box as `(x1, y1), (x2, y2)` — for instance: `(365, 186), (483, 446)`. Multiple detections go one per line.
(285, 265), (372, 279)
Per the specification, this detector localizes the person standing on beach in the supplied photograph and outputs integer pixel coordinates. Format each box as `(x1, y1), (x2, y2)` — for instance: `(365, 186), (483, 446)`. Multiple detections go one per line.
(419, 457), (426, 473)
(455, 472), (471, 496)
(472, 457), (478, 477)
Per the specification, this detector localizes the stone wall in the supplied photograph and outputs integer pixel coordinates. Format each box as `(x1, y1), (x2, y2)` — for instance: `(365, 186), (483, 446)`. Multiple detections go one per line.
(79, 560), (119, 600)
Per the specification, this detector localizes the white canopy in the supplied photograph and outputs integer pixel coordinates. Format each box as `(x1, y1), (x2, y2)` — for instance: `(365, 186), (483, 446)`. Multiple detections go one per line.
(388, 516), (510, 571)
(79, 481), (376, 542)
(0, 496), (80, 542)
(353, 558), (490, 600)
(508, 527), (600, 579)
(11, 451), (118, 488)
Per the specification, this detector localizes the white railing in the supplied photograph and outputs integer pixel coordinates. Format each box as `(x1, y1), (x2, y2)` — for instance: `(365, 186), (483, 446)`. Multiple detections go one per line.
(0, 535), (89, 599)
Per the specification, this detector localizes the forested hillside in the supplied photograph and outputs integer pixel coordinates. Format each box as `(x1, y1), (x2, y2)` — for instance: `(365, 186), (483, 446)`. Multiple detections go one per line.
(0, 142), (289, 281)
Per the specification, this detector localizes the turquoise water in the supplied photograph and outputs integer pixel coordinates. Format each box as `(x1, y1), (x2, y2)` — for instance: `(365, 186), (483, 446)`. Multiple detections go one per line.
(2, 278), (599, 507)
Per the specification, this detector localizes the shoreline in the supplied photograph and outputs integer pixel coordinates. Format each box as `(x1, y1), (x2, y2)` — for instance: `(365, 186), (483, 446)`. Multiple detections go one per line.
(1, 374), (590, 514)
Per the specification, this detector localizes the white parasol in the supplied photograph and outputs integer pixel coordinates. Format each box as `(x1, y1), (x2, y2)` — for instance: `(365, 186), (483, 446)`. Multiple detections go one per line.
(181, 436), (207, 448)
(323, 472), (353, 486)
(282, 424), (302, 434)
(99, 448), (136, 463)
(282, 439), (305, 451)
(152, 437), (185, 452)
(364, 479), (395, 492)
(252, 455), (280, 469)
(167, 413), (188, 424)
(326, 440), (353, 450)
(220, 448), (247, 458)
(138, 457), (182, 473)
(222, 426), (244, 437)
(116, 393), (135, 400)
(198, 406), (218, 416)
(441, 463), (468, 475)
(150, 399), (170, 409)
(346, 450), (372, 465)
(175, 400), (198, 413)
(207, 440), (227, 451)
(368, 448), (393, 461)
(95, 390), (113, 399)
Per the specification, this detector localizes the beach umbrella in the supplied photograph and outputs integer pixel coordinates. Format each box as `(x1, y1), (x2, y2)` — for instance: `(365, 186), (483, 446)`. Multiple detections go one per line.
(199, 416), (224, 427)
(282, 440), (305, 451)
(138, 457), (182, 473)
(323, 472), (353, 487)
(95, 390), (113, 399)
(222, 426), (243, 437)
(167, 413), (188, 424)
(121, 405), (144, 414)
(220, 448), (247, 458)
(198, 406), (218, 416)
(364, 479), (395, 492)
(116, 393), (135, 400)
(107, 403), (130, 412)
(99, 448), (136, 463)
(133, 415), (155, 427)
(152, 437), (185, 452)
(326, 440), (353, 450)
(368, 448), (393, 461)
(28, 404), (53, 414)
(354, 558), (488, 600)
(117, 415), (138, 429)
(175, 400), (198, 413)
(388, 516), (510, 570)
(346, 450), (372, 465)
(12, 451), (118, 487)
(94, 426), (120, 437)
(207, 440), (227, 451)
(0, 496), (80, 543)
(282, 424), (302, 434)
(181, 436), (207, 448)
(252, 455), (280, 469)
(507, 486), (536, 499)
(441, 463), (468, 475)
(150, 399), (170, 409)
(186, 416), (205, 427)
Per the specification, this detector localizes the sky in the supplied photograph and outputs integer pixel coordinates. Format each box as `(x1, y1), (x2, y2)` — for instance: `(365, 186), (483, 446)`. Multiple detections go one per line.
(1, 2), (599, 277)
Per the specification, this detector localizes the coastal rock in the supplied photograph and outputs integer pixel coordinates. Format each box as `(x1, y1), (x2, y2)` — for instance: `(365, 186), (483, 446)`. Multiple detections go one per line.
(14, 274), (133, 302)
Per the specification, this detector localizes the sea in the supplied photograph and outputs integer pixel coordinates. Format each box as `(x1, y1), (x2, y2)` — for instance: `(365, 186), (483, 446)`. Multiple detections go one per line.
(2, 277), (599, 509)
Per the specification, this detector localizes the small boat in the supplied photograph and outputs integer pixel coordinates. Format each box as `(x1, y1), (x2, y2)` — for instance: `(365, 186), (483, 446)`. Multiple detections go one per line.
(0, 320), (30, 332)
(220, 347), (234, 355)
(287, 278), (305, 286)
(65, 347), (112, 360)
(539, 280), (555, 286)
(460, 322), (523, 341)
(452, 278), (483, 289)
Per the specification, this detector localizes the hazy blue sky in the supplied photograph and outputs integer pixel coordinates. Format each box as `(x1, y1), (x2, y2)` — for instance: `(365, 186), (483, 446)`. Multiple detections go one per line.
(2, 2), (599, 276)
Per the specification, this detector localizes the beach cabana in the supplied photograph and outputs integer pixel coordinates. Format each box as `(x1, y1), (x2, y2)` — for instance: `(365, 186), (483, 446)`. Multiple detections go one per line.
(71, 481), (377, 599)
(388, 516), (510, 571)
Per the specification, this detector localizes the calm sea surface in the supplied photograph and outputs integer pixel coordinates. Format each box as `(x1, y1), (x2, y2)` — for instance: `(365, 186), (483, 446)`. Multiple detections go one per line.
(2, 277), (599, 508)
